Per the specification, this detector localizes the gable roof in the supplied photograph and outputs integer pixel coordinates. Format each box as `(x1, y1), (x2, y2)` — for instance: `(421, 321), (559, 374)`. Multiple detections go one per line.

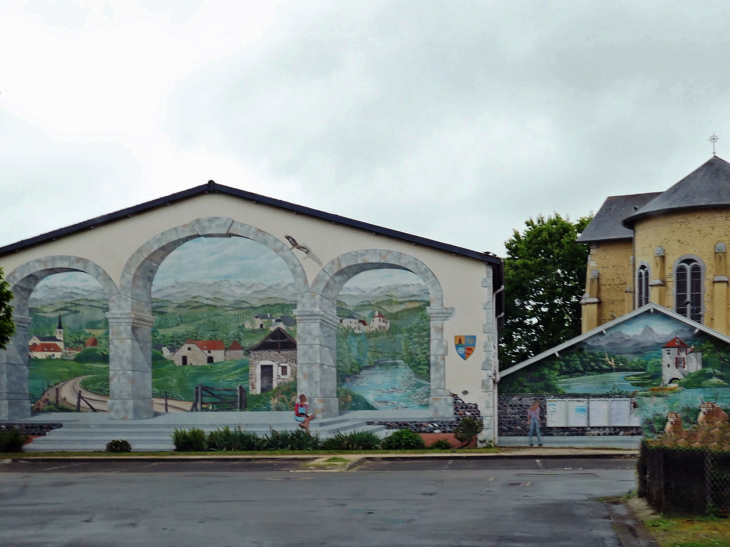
(227, 341), (243, 351)
(30, 343), (62, 353)
(32, 335), (62, 342)
(623, 156), (730, 228)
(273, 315), (296, 326)
(663, 336), (690, 349)
(186, 340), (225, 351)
(500, 303), (730, 378)
(578, 193), (661, 243)
(247, 327), (297, 352)
(0, 180), (501, 267)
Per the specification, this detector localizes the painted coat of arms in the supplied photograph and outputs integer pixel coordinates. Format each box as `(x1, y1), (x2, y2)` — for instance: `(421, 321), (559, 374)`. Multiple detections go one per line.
(455, 335), (476, 360)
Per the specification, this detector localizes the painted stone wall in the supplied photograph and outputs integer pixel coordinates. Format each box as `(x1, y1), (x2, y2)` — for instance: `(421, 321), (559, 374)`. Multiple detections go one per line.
(249, 349), (297, 395)
(501, 308), (730, 437)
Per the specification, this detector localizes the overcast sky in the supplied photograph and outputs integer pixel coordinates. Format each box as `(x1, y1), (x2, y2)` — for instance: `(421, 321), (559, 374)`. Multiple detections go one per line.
(1, 0), (728, 258)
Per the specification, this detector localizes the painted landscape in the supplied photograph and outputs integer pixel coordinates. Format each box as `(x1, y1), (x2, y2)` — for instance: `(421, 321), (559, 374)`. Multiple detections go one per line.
(501, 311), (730, 425)
(26, 238), (430, 412)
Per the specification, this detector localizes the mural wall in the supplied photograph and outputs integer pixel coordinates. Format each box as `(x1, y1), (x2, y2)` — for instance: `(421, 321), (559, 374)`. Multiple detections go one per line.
(500, 310), (730, 436)
(336, 269), (430, 411)
(27, 240), (431, 413)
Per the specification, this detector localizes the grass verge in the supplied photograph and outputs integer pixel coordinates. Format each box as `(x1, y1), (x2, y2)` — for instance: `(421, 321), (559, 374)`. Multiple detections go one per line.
(628, 497), (730, 547)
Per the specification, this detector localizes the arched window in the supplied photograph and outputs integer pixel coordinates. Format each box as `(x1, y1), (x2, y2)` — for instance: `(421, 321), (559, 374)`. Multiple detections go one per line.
(675, 258), (703, 322)
(637, 265), (650, 307)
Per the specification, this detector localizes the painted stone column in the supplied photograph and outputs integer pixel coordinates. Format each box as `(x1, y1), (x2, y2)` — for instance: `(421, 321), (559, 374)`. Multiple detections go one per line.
(294, 295), (339, 419)
(480, 270), (499, 444)
(427, 306), (455, 418)
(0, 315), (31, 420)
(106, 311), (154, 420)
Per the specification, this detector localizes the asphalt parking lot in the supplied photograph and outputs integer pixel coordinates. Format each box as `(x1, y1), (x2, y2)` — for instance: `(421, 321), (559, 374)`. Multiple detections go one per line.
(0, 457), (637, 547)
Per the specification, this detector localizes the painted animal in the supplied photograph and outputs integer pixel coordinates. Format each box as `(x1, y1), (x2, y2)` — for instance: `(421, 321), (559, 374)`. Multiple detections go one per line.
(664, 412), (683, 436)
(698, 402), (729, 426)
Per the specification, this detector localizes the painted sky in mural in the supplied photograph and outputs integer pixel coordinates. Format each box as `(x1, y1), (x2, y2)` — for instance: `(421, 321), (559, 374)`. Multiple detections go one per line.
(27, 238), (430, 413)
(501, 309), (730, 429)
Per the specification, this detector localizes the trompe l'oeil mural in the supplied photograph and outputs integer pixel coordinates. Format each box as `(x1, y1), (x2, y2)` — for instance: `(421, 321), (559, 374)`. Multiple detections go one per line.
(501, 307), (730, 437)
(26, 238), (430, 413)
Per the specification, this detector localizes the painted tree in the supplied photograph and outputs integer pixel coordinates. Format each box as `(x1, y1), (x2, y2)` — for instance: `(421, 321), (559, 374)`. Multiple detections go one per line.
(499, 213), (592, 369)
(0, 267), (14, 350)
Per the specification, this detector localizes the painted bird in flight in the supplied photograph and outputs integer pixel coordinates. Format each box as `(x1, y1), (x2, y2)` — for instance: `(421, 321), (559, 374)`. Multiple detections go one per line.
(285, 235), (323, 265)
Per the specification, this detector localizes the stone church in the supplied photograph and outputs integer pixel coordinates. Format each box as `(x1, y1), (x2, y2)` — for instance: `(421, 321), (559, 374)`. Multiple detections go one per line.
(579, 155), (730, 335)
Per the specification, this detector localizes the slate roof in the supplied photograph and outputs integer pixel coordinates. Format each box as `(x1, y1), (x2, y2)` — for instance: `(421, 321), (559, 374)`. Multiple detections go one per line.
(273, 315), (296, 327)
(623, 156), (730, 228)
(578, 193), (661, 243)
(247, 327), (297, 352)
(34, 335), (62, 343)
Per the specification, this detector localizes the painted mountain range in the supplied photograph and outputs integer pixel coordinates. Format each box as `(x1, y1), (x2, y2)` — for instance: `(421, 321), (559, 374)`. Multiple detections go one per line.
(581, 323), (697, 355)
(29, 280), (430, 308)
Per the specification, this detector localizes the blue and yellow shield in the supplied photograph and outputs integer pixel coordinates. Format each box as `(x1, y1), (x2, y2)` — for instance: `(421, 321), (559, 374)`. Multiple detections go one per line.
(455, 335), (476, 360)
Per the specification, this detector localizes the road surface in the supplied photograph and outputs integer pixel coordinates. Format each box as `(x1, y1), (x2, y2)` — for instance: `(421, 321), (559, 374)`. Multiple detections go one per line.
(0, 457), (636, 546)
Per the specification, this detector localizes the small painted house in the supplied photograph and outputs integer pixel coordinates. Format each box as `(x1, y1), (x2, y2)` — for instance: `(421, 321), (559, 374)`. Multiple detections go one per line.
(173, 340), (226, 366)
(248, 327), (297, 394)
(225, 341), (244, 361)
(29, 342), (63, 359)
(661, 337), (702, 386)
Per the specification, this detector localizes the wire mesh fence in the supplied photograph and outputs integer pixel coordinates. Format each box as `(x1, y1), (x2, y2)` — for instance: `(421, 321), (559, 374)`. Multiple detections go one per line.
(640, 441), (730, 516)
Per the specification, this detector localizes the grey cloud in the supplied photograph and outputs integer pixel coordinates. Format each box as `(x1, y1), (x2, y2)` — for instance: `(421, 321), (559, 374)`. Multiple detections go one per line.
(160, 1), (730, 254)
(0, 110), (143, 248)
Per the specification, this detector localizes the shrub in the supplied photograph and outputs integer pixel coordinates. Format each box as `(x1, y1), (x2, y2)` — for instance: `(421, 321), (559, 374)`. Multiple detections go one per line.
(172, 428), (207, 452)
(0, 428), (28, 453)
(428, 439), (453, 450)
(454, 417), (484, 447)
(265, 429), (320, 451)
(321, 431), (382, 451)
(106, 439), (132, 453)
(207, 426), (266, 451)
(381, 429), (425, 450)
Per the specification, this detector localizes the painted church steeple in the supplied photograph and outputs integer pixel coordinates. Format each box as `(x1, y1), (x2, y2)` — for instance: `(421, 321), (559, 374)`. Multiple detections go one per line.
(55, 315), (63, 343)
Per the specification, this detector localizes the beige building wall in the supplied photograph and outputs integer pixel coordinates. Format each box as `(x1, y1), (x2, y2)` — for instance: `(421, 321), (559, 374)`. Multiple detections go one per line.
(633, 210), (730, 334)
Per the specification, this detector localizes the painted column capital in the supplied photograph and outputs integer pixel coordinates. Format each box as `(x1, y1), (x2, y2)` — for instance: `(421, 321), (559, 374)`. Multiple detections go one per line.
(105, 311), (155, 328)
(426, 306), (455, 321)
(293, 307), (340, 329)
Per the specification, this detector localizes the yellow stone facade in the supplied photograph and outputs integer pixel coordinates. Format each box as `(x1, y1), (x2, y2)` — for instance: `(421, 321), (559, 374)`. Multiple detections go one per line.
(582, 209), (730, 335)
(583, 240), (633, 328)
(633, 210), (729, 334)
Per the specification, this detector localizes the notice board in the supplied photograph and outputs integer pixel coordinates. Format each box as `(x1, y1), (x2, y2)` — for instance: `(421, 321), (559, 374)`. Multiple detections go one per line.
(589, 399), (610, 427)
(567, 399), (589, 427)
(546, 399), (567, 427)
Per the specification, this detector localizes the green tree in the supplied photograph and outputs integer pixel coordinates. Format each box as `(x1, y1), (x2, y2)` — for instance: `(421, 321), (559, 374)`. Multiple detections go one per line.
(499, 213), (592, 369)
(0, 267), (14, 350)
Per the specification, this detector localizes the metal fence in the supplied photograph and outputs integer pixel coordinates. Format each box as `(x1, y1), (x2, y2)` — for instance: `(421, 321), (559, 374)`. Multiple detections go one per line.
(640, 442), (730, 516)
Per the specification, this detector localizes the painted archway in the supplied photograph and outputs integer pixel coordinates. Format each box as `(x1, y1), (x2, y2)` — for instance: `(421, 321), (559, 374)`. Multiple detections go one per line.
(0, 256), (118, 420)
(301, 250), (454, 418)
(107, 217), (309, 419)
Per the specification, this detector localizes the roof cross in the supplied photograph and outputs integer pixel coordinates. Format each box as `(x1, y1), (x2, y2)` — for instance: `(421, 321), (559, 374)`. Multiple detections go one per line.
(709, 134), (720, 156)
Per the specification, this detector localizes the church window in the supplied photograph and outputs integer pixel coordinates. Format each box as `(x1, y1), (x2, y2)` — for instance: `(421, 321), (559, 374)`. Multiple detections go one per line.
(637, 265), (650, 307)
(675, 258), (703, 323)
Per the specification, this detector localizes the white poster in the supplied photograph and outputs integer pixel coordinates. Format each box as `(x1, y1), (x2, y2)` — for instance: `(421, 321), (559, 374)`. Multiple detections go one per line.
(609, 399), (632, 426)
(589, 399), (610, 427)
(567, 399), (589, 427)
(547, 399), (567, 427)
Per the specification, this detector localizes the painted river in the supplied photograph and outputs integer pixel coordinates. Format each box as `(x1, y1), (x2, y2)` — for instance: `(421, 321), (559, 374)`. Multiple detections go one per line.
(341, 359), (429, 409)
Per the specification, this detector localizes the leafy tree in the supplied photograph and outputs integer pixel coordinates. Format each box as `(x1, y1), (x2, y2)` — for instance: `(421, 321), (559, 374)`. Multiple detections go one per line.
(0, 267), (14, 350)
(499, 213), (592, 369)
